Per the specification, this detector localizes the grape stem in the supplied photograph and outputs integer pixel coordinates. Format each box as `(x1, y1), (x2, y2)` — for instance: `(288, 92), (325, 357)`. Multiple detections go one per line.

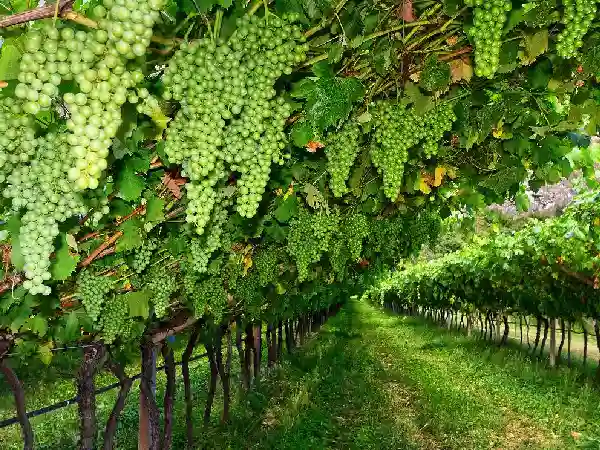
(0, 1), (178, 46)
(0, 0), (72, 28)
(79, 232), (124, 268)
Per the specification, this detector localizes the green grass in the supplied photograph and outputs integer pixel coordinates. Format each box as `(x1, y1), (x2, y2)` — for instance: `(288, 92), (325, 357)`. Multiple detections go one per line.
(2, 299), (600, 449)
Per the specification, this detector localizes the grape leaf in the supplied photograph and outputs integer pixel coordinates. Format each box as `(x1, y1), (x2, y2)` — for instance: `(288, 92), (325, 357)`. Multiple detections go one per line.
(38, 342), (54, 365)
(7, 215), (24, 270)
(0, 40), (22, 81)
(51, 234), (79, 281)
(292, 76), (364, 132)
(126, 290), (151, 319)
(64, 311), (80, 342)
(519, 30), (548, 66)
(117, 163), (145, 202)
(291, 120), (314, 147)
(116, 219), (144, 252)
(145, 195), (165, 222)
(26, 316), (48, 337)
(274, 195), (299, 223)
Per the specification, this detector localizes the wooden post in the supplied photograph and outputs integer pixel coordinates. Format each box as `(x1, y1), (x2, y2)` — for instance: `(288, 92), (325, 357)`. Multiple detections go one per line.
(549, 318), (557, 368)
(139, 344), (158, 450)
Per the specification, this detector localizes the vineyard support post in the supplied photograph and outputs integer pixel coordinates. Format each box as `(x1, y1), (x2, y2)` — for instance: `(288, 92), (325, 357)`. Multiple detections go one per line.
(161, 344), (176, 449)
(182, 324), (201, 449)
(78, 343), (106, 450)
(103, 358), (133, 450)
(567, 320), (572, 368)
(139, 341), (159, 450)
(549, 318), (557, 368)
(0, 359), (33, 450)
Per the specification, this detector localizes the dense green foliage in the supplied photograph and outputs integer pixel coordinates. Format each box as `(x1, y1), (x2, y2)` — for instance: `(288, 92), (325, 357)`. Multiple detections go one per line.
(0, 0), (598, 363)
(364, 190), (600, 320)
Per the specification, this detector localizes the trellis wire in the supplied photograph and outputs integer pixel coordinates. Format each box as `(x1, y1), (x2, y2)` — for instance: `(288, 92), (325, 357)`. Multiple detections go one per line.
(0, 351), (208, 429)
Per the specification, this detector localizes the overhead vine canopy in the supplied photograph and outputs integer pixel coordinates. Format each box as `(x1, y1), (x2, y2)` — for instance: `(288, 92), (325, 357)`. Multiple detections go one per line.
(0, 0), (598, 359)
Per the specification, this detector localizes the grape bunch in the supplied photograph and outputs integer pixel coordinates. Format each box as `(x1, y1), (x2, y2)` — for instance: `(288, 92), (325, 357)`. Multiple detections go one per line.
(325, 120), (362, 197)
(162, 14), (307, 230)
(145, 266), (177, 318)
(556, 0), (597, 58)
(254, 246), (281, 286)
(4, 132), (86, 295)
(421, 103), (456, 158)
(330, 239), (351, 280)
(342, 213), (370, 261)
(408, 211), (442, 251)
(0, 99), (36, 182)
(189, 193), (231, 272)
(194, 276), (228, 322)
(15, 0), (163, 192)
(100, 295), (128, 344)
(466, 0), (512, 78)
(370, 101), (456, 201)
(132, 239), (158, 273)
(76, 271), (114, 322)
(287, 209), (339, 281)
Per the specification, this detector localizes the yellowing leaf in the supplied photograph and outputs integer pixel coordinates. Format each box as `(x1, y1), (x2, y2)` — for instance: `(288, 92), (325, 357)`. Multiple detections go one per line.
(434, 167), (446, 187)
(419, 178), (432, 194)
(450, 58), (473, 83)
(243, 252), (253, 276)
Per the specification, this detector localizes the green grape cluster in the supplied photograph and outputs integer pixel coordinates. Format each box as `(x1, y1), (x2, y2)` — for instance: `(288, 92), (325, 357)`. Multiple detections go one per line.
(408, 211), (442, 251)
(4, 132), (86, 295)
(325, 120), (361, 197)
(330, 239), (350, 280)
(556, 0), (597, 58)
(87, 190), (111, 226)
(466, 0), (512, 78)
(342, 213), (370, 261)
(189, 193), (230, 272)
(254, 246), (281, 286)
(76, 271), (114, 322)
(194, 276), (227, 322)
(287, 209), (339, 281)
(421, 103), (456, 158)
(15, 0), (163, 192)
(370, 102), (455, 201)
(100, 295), (128, 344)
(162, 14), (307, 230)
(145, 266), (177, 318)
(233, 272), (263, 320)
(132, 239), (158, 273)
(0, 99), (36, 182)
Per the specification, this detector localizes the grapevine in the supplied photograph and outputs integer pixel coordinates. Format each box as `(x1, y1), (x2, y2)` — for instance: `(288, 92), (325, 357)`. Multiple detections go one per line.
(131, 239), (158, 273)
(325, 120), (362, 197)
(100, 294), (128, 344)
(556, 0), (598, 58)
(162, 14), (307, 230)
(145, 265), (177, 318)
(76, 271), (114, 322)
(466, 0), (512, 78)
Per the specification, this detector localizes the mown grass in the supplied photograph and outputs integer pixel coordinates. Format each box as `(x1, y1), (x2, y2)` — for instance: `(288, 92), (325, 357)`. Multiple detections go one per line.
(1, 299), (600, 449)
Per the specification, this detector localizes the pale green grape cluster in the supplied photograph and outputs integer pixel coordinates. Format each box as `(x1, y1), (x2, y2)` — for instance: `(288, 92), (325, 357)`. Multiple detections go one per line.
(287, 209), (339, 281)
(162, 14), (307, 231)
(342, 213), (370, 261)
(421, 103), (456, 158)
(370, 101), (456, 201)
(4, 132), (86, 294)
(330, 239), (350, 280)
(15, 0), (163, 192)
(76, 271), (114, 322)
(189, 193), (231, 272)
(193, 276), (227, 321)
(145, 266), (177, 318)
(133, 88), (160, 115)
(556, 0), (597, 58)
(254, 246), (280, 286)
(87, 189), (111, 226)
(132, 239), (158, 273)
(100, 295), (128, 344)
(325, 121), (361, 197)
(0, 99), (36, 182)
(466, 0), (512, 78)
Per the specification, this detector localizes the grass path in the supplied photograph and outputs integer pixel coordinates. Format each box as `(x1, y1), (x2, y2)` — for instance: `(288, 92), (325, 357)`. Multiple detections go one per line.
(2, 299), (600, 449)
